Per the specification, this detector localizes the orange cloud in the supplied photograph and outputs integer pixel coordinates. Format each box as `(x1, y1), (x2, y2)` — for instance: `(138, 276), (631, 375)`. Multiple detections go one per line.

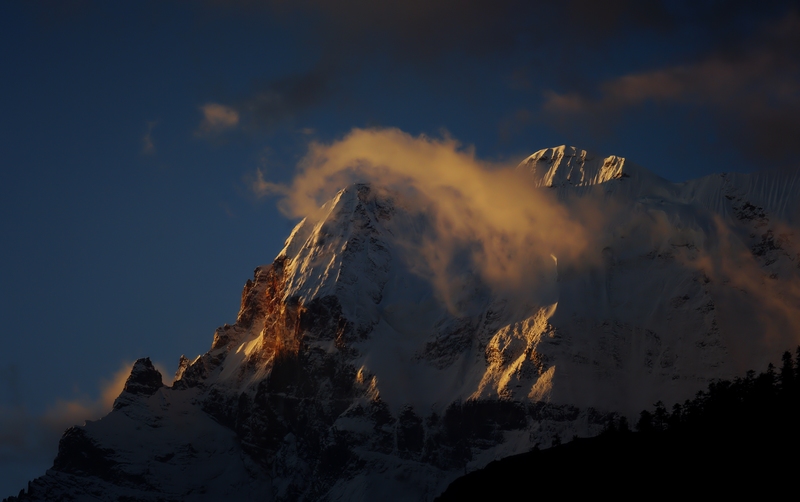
(196, 103), (240, 136)
(255, 127), (595, 310)
(39, 359), (170, 432)
(41, 361), (133, 431)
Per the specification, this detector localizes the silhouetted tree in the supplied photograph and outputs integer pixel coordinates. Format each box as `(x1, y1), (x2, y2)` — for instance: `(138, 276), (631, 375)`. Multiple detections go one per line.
(668, 403), (682, 430)
(636, 410), (654, 433)
(653, 401), (668, 431)
(602, 418), (617, 436)
(780, 351), (795, 395)
(753, 363), (777, 408)
(438, 346), (800, 501)
(795, 346), (800, 381)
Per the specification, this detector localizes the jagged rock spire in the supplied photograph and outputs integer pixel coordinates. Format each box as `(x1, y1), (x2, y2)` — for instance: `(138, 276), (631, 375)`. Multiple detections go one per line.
(113, 358), (163, 410)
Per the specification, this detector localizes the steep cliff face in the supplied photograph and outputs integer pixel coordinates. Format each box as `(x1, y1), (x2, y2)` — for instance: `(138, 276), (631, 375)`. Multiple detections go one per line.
(169, 183), (597, 500)
(9, 148), (800, 501)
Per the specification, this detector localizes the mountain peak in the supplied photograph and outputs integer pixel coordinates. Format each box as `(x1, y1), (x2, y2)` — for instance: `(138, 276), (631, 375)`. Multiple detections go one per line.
(518, 145), (635, 188)
(112, 358), (164, 410)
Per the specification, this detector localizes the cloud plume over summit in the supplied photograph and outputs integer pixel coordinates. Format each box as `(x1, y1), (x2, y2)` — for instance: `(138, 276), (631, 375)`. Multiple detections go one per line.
(255, 128), (800, 368)
(254, 128), (597, 307)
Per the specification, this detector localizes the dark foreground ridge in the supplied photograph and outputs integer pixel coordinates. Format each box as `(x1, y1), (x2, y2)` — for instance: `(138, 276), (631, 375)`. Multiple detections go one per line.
(437, 348), (800, 500)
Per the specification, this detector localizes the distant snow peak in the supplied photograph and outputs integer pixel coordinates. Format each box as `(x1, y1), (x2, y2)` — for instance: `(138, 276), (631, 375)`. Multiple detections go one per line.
(519, 145), (631, 188)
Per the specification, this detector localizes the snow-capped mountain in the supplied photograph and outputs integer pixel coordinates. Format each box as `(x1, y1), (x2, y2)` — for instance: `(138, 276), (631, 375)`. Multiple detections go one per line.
(9, 146), (800, 501)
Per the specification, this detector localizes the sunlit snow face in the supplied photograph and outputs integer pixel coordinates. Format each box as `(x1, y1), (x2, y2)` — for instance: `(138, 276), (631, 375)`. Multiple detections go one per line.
(259, 128), (800, 359)
(254, 128), (598, 310)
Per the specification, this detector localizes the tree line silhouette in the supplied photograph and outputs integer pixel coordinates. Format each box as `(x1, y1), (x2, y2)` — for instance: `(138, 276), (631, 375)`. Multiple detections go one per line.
(618, 347), (800, 438)
(437, 347), (800, 500)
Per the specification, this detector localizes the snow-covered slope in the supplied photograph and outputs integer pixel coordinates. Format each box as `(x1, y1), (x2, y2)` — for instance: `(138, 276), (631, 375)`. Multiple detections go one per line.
(9, 146), (800, 501)
(521, 145), (635, 187)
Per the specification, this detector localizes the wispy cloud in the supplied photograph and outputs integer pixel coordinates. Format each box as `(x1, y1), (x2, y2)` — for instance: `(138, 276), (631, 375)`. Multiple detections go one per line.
(196, 103), (240, 136)
(41, 362), (133, 428)
(254, 127), (595, 309)
(196, 68), (333, 136)
(250, 168), (289, 198)
(542, 11), (800, 167)
(192, 0), (680, 136)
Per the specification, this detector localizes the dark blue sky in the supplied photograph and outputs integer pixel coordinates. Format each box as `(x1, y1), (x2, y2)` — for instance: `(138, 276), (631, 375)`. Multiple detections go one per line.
(1, 0), (798, 494)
